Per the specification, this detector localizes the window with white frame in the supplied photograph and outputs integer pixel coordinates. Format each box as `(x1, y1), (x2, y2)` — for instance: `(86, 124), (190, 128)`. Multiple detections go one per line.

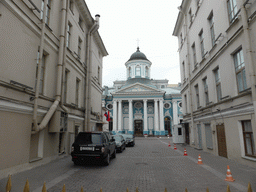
(227, 0), (238, 24)
(214, 67), (222, 101)
(36, 51), (46, 94)
(199, 30), (205, 58)
(233, 49), (247, 92)
(129, 67), (132, 77)
(208, 11), (215, 47)
(203, 77), (209, 105)
(184, 94), (188, 113)
(242, 120), (256, 157)
(205, 124), (213, 149)
(41, 0), (51, 25)
(75, 78), (80, 106)
(192, 43), (197, 66)
(189, 9), (193, 24)
(182, 61), (186, 80)
(67, 22), (72, 48)
(195, 84), (200, 108)
(78, 16), (83, 30)
(135, 66), (141, 76)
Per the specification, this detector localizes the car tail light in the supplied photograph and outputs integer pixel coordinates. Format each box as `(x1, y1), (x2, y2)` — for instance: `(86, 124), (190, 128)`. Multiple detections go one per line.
(101, 147), (105, 153)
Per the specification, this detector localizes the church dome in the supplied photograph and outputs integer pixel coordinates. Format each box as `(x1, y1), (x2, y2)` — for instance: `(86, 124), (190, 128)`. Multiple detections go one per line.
(127, 47), (149, 62)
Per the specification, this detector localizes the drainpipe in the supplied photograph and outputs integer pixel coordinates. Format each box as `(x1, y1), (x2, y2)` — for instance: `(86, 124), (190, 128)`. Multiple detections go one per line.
(84, 15), (100, 131)
(32, 0), (67, 133)
(32, 0), (48, 132)
(241, 2), (256, 123)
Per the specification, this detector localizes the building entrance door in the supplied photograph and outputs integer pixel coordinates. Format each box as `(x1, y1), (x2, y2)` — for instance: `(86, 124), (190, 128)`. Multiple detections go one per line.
(134, 120), (143, 136)
(216, 124), (228, 158)
(164, 117), (171, 136)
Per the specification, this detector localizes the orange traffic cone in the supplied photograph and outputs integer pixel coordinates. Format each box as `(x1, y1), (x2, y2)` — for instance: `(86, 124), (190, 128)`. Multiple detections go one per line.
(174, 144), (177, 150)
(183, 148), (188, 156)
(225, 165), (235, 182)
(168, 141), (171, 147)
(197, 154), (203, 164)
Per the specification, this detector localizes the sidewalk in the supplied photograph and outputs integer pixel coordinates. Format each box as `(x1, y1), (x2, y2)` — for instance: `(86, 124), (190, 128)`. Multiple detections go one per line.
(0, 137), (255, 192)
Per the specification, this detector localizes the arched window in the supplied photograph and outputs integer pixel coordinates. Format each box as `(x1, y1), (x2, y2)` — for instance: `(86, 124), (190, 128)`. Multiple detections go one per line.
(129, 67), (132, 77)
(135, 66), (141, 76)
(145, 66), (148, 77)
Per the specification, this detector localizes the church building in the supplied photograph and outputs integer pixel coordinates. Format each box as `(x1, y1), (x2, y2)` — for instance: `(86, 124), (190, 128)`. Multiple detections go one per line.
(102, 47), (184, 141)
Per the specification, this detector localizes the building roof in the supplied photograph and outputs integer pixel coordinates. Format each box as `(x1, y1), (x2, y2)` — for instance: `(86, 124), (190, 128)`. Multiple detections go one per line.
(127, 47), (149, 62)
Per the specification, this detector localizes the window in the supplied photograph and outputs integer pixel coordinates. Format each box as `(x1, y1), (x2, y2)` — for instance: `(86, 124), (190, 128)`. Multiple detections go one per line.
(75, 78), (80, 106)
(214, 68), (222, 101)
(233, 49), (247, 92)
(78, 16), (83, 29)
(135, 66), (141, 76)
(180, 33), (183, 45)
(203, 77), (209, 105)
(36, 51), (46, 94)
(145, 66), (148, 77)
(192, 43), (197, 66)
(227, 0), (238, 24)
(178, 128), (182, 135)
(242, 120), (255, 157)
(182, 61), (186, 80)
(208, 12), (215, 46)
(189, 9), (193, 24)
(67, 23), (72, 48)
(184, 94), (188, 113)
(69, 0), (74, 13)
(64, 69), (69, 103)
(41, 0), (51, 25)
(78, 37), (82, 58)
(129, 67), (132, 77)
(195, 84), (200, 108)
(199, 30), (205, 58)
(98, 66), (100, 81)
(205, 124), (213, 149)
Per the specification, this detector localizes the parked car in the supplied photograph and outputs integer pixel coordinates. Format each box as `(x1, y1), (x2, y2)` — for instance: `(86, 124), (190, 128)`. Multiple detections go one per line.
(117, 133), (135, 147)
(112, 135), (126, 152)
(71, 132), (116, 165)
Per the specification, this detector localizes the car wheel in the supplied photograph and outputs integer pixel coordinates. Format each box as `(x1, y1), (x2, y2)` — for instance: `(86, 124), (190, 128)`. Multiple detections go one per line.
(112, 149), (116, 158)
(104, 153), (110, 165)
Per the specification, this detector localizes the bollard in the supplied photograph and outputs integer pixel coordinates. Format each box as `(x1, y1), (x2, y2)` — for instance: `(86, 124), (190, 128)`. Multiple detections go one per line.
(62, 184), (66, 192)
(81, 186), (84, 192)
(136, 187), (139, 192)
(226, 185), (231, 192)
(247, 182), (252, 192)
(206, 187), (209, 192)
(164, 188), (168, 192)
(42, 182), (47, 192)
(126, 188), (129, 192)
(185, 188), (188, 192)
(23, 179), (30, 192)
(100, 187), (102, 192)
(6, 175), (12, 192)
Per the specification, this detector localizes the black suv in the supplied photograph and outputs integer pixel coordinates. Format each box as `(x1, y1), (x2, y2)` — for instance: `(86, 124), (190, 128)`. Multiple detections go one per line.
(71, 132), (116, 165)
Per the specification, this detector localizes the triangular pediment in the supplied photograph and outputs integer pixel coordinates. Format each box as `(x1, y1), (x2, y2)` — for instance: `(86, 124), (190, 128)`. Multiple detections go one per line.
(113, 82), (164, 95)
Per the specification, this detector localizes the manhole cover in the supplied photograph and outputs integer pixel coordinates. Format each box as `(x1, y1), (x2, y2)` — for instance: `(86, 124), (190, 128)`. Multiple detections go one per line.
(135, 163), (148, 165)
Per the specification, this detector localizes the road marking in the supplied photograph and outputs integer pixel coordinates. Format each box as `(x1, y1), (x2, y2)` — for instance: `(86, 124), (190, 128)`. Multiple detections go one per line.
(33, 168), (80, 192)
(158, 140), (247, 192)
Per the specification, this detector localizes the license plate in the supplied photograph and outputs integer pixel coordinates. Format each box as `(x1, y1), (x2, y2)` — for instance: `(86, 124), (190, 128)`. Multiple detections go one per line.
(80, 147), (94, 151)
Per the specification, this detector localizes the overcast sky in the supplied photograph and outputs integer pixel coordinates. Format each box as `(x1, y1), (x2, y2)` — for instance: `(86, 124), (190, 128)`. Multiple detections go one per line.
(85, 0), (182, 87)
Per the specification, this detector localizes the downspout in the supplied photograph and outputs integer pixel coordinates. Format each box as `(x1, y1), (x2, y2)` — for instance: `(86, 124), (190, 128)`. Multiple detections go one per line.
(241, 2), (256, 123)
(32, 0), (48, 132)
(84, 15), (100, 131)
(32, 0), (67, 133)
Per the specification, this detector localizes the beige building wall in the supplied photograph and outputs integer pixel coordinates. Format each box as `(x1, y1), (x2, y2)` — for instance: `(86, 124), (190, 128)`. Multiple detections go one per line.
(0, 0), (107, 176)
(173, 0), (256, 167)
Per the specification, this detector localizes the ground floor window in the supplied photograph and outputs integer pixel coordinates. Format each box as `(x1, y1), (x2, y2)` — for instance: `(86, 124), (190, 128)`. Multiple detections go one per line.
(205, 124), (213, 149)
(242, 120), (256, 157)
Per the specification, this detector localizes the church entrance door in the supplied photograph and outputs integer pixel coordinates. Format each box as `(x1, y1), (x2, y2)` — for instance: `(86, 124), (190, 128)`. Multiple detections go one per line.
(134, 120), (143, 136)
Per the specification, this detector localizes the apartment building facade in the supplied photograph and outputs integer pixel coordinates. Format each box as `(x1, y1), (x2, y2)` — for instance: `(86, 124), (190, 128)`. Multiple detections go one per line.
(173, 0), (256, 167)
(0, 0), (107, 175)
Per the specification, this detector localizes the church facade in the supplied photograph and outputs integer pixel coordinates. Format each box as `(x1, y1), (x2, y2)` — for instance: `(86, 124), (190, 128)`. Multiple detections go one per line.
(102, 48), (183, 140)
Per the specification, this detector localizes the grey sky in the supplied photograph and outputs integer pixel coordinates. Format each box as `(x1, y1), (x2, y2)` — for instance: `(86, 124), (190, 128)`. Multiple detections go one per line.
(85, 0), (182, 87)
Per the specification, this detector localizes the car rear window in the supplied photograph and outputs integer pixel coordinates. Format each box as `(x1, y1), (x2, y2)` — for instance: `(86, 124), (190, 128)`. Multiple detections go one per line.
(75, 133), (102, 145)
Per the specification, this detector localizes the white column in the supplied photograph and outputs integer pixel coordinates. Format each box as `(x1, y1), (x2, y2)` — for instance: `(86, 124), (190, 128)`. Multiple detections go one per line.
(154, 99), (159, 133)
(159, 99), (164, 133)
(113, 100), (117, 132)
(118, 100), (122, 132)
(129, 99), (133, 133)
(173, 100), (178, 125)
(143, 99), (148, 133)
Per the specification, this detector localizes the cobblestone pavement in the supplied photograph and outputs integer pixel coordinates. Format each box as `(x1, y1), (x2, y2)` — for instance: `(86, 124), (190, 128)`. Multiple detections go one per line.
(0, 137), (255, 192)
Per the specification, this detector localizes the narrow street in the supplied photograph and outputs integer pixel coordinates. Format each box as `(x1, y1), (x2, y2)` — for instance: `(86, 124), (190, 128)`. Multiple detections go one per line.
(0, 137), (255, 192)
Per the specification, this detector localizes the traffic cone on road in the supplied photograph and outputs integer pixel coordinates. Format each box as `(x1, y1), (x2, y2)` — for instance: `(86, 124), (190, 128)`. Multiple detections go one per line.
(183, 148), (188, 156)
(168, 141), (171, 147)
(197, 154), (203, 164)
(174, 144), (177, 150)
(225, 165), (235, 182)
